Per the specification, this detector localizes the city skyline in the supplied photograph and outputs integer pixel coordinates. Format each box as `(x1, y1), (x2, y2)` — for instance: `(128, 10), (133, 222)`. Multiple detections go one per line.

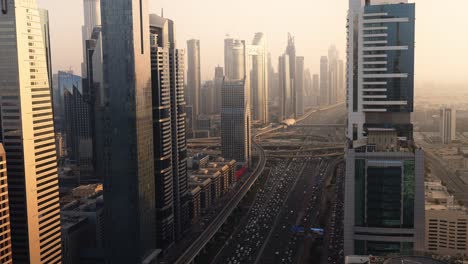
(37, 0), (468, 86)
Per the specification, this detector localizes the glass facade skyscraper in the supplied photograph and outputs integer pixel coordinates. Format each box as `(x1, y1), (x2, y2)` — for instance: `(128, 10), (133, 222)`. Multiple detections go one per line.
(101, 0), (158, 262)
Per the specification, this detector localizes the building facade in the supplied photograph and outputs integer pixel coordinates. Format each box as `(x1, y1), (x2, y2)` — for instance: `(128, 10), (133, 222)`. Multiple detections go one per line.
(150, 13), (190, 248)
(0, 145), (12, 264)
(221, 79), (252, 164)
(279, 54), (293, 120)
(101, 0), (158, 262)
(248, 33), (269, 123)
(320, 56), (329, 106)
(295, 56), (305, 116)
(344, 0), (424, 257)
(0, 1), (62, 262)
(440, 107), (456, 144)
(187, 39), (201, 129)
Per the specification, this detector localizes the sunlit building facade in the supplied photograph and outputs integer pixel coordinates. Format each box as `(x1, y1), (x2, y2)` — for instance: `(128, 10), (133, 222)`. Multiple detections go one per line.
(187, 39), (201, 129)
(0, 0), (62, 262)
(0, 144), (12, 264)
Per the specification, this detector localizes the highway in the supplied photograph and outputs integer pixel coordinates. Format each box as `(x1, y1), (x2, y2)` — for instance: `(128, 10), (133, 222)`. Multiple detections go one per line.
(174, 142), (267, 264)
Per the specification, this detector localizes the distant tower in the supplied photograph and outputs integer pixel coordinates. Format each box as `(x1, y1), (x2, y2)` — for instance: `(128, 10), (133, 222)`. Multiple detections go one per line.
(328, 45), (339, 105)
(187, 39), (201, 129)
(213, 66), (224, 113)
(286, 33), (297, 117)
(295, 56), (305, 116)
(312, 74), (320, 106)
(248, 33), (269, 123)
(279, 54), (293, 120)
(440, 107), (456, 144)
(320, 56), (329, 106)
(0, 1), (62, 262)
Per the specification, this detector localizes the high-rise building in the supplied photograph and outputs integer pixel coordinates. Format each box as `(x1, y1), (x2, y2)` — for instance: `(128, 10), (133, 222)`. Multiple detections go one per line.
(187, 39), (201, 129)
(279, 54), (293, 120)
(0, 144), (12, 264)
(285, 33), (297, 117)
(221, 79), (252, 165)
(224, 38), (246, 81)
(312, 74), (320, 106)
(248, 33), (269, 123)
(0, 1), (62, 262)
(100, 0), (158, 262)
(328, 45), (339, 105)
(213, 66), (224, 113)
(320, 56), (329, 106)
(201, 81), (214, 115)
(267, 53), (279, 103)
(81, 0), (101, 77)
(150, 14), (190, 245)
(59, 71), (94, 182)
(304, 69), (312, 107)
(295, 56), (305, 116)
(338, 59), (345, 102)
(440, 107), (456, 144)
(344, 0), (424, 257)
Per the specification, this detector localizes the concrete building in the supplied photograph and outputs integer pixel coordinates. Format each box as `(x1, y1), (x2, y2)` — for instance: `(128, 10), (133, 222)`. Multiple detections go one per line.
(201, 81), (214, 115)
(100, 0), (158, 262)
(38, 9), (52, 91)
(440, 107), (456, 144)
(221, 79), (252, 164)
(0, 145), (12, 264)
(150, 14), (190, 247)
(425, 181), (468, 257)
(224, 38), (246, 81)
(320, 56), (329, 106)
(338, 59), (345, 102)
(0, 1), (63, 262)
(187, 39), (201, 129)
(344, 0), (424, 258)
(295, 56), (305, 116)
(313, 74), (320, 106)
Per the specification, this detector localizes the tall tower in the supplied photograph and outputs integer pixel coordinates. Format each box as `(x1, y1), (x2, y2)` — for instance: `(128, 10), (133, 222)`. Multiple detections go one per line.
(344, 0), (424, 257)
(187, 39), (201, 130)
(440, 107), (456, 144)
(320, 56), (329, 106)
(285, 33), (297, 117)
(0, 1), (62, 262)
(248, 33), (269, 123)
(312, 74), (320, 106)
(213, 66), (224, 114)
(221, 79), (252, 165)
(328, 45), (339, 105)
(101, 0), (158, 262)
(279, 54), (292, 120)
(295, 56), (305, 117)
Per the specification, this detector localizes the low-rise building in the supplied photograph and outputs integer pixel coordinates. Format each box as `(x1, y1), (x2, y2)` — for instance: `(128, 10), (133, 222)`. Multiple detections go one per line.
(425, 181), (468, 257)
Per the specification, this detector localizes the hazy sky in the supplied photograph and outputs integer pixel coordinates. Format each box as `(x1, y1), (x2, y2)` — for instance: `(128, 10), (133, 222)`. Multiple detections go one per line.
(37, 0), (468, 86)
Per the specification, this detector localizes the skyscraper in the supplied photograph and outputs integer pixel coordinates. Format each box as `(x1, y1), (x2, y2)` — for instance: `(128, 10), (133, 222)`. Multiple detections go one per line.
(338, 59), (345, 102)
(279, 54), (293, 120)
(224, 38), (246, 81)
(440, 107), (456, 144)
(328, 45), (339, 105)
(295, 56), (305, 116)
(320, 56), (329, 106)
(248, 33), (269, 123)
(187, 39), (201, 129)
(312, 74), (320, 106)
(0, 144), (12, 264)
(0, 1), (62, 262)
(101, 0), (158, 262)
(221, 79), (252, 165)
(59, 71), (94, 182)
(344, 0), (424, 257)
(150, 15), (190, 244)
(81, 0), (101, 78)
(213, 66), (224, 114)
(286, 33), (297, 117)
(38, 9), (52, 91)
